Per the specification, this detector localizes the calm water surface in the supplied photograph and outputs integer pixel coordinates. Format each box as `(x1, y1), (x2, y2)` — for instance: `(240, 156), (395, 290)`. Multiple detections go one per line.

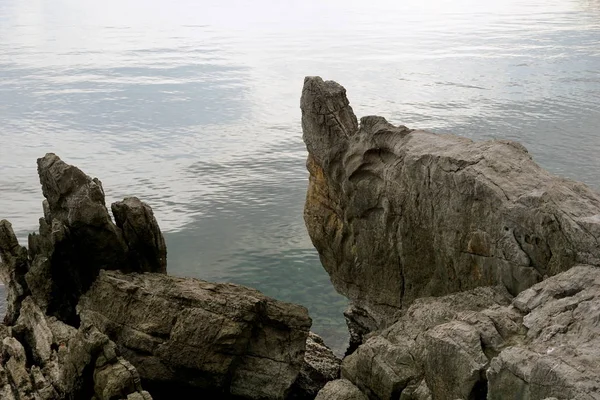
(1, 0), (599, 352)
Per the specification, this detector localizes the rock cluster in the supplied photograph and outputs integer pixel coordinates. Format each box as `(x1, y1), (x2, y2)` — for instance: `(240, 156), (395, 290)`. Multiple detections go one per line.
(0, 154), (337, 399)
(301, 77), (600, 399)
(336, 265), (600, 399)
(2, 76), (600, 400)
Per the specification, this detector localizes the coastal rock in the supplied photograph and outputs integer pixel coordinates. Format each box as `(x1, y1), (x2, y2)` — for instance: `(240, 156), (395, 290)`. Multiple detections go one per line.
(314, 379), (368, 400)
(0, 221), (30, 325)
(291, 332), (341, 399)
(0, 296), (150, 400)
(338, 265), (600, 400)
(341, 286), (517, 399)
(3, 153), (167, 325)
(487, 265), (600, 400)
(301, 76), (600, 330)
(112, 197), (167, 274)
(78, 270), (312, 399)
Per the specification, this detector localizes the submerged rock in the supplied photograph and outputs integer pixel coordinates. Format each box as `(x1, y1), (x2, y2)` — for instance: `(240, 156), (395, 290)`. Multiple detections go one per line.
(301, 76), (600, 332)
(79, 270), (312, 399)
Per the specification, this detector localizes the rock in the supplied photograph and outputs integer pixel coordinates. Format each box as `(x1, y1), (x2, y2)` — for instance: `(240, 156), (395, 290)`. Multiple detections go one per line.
(0, 297), (151, 400)
(1, 153), (167, 326)
(78, 270), (312, 400)
(290, 332), (341, 399)
(343, 304), (378, 356)
(338, 266), (600, 400)
(314, 379), (368, 400)
(301, 76), (600, 331)
(487, 265), (600, 400)
(341, 286), (517, 400)
(112, 197), (167, 274)
(0, 220), (31, 325)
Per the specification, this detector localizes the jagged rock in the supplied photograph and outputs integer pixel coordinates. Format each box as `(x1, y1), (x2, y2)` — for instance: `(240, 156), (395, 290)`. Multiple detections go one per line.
(0, 153), (167, 326)
(314, 379), (368, 400)
(290, 332), (341, 399)
(338, 266), (600, 400)
(78, 270), (312, 400)
(343, 304), (378, 356)
(301, 76), (600, 331)
(487, 265), (600, 400)
(341, 286), (517, 400)
(0, 297), (150, 400)
(112, 197), (167, 274)
(0, 221), (30, 325)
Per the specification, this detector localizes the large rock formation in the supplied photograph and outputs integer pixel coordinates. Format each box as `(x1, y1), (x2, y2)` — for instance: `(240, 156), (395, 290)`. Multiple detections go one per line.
(25, 153), (167, 325)
(79, 270), (311, 399)
(333, 265), (600, 400)
(301, 76), (600, 331)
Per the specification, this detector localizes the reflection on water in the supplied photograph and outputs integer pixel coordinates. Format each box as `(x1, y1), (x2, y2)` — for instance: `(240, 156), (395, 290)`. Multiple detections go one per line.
(1, 0), (599, 353)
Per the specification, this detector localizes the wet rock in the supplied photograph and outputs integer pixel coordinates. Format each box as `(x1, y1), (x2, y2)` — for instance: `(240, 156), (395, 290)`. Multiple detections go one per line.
(291, 332), (341, 399)
(79, 270), (312, 400)
(301, 76), (600, 331)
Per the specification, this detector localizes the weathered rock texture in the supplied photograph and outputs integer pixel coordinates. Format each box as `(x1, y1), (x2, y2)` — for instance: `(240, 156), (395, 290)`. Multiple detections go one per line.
(301, 76), (600, 329)
(339, 265), (600, 400)
(314, 379), (368, 400)
(79, 270), (312, 399)
(2, 154), (319, 399)
(291, 332), (341, 399)
(0, 296), (151, 400)
(23, 153), (167, 325)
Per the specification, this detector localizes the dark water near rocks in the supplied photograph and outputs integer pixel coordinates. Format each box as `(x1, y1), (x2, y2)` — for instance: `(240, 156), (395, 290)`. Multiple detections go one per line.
(1, 0), (599, 353)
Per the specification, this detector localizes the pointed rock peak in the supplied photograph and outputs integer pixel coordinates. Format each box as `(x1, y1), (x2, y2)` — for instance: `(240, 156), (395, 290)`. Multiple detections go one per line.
(301, 77), (358, 165)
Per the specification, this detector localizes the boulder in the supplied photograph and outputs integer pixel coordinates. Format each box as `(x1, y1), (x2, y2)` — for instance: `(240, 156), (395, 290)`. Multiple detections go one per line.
(291, 332), (341, 399)
(301, 76), (600, 332)
(314, 379), (368, 400)
(0, 221), (30, 325)
(78, 270), (312, 399)
(338, 265), (600, 400)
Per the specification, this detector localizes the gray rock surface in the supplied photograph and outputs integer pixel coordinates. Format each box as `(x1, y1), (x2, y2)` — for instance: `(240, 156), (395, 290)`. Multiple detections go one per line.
(79, 270), (312, 400)
(0, 296), (150, 400)
(339, 265), (600, 400)
(2, 154), (321, 399)
(0, 221), (30, 325)
(291, 332), (341, 399)
(301, 76), (600, 330)
(314, 379), (368, 400)
(2, 153), (167, 325)
(487, 265), (600, 400)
